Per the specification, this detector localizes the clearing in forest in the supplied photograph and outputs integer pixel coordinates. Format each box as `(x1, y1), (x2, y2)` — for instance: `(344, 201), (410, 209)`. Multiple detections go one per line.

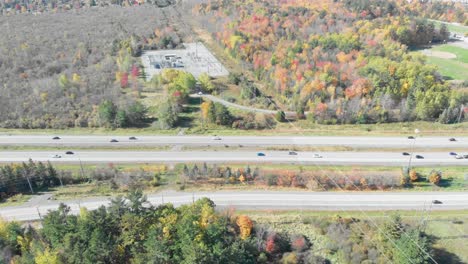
(141, 42), (229, 80)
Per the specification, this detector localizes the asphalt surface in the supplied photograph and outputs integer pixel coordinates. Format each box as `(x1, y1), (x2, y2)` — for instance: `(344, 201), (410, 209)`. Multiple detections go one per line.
(1, 191), (467, 221)
(0, 151), (466, 166)
(0, 135), (466, 149)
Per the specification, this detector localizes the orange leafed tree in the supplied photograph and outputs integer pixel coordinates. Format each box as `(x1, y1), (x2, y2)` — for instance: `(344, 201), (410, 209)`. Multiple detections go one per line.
(236, 215), (253, 240)
(200, 102), (211, 120)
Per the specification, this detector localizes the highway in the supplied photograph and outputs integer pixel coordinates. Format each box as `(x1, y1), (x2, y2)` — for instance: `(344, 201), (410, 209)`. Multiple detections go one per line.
(0, 151), (466, 166)
(0, 135), (466, 149)
(1, 191), (467, 221)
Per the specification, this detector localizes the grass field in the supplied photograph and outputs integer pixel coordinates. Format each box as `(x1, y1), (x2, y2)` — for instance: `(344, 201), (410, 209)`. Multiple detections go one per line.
(0, 194), (32, 207)
(431, 45), (468, 63)
(430, 20), (468, 35)
(245, 210), (468, 263)
(417, 43), (468, 80)
(426, 56), (468, 80)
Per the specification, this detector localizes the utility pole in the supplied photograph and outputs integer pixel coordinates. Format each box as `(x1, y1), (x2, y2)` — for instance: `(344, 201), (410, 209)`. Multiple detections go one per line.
(78, 156), (85, 179)
(26, 175), (34, 194)
(457, 104), (464, 123)
(36, 207), (42, 221)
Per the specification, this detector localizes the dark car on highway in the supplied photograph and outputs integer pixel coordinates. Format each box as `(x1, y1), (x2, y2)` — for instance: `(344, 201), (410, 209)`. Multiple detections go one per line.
(65, 151), (74, 155)
(110, 139), (119, 143)
(52, 136), (60, 140)
(415, 155), (424, 159)
(402, 152), (410, 156)
(257, 152), (266, 157)
(129, 136), (137, 140)
(432, 200), (442, 204)
(449, 152), (457, 156)
(449, 138), (457, 142)
(407, 136), (415, 139)
(289, 151), (298, 155)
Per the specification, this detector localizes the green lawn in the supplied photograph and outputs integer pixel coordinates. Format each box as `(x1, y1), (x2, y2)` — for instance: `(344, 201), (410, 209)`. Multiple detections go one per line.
(426, 56), (468, 80)
(431, 44), (468, 63)
(416, 44), (468, 80)
(430, 19), (468, 35)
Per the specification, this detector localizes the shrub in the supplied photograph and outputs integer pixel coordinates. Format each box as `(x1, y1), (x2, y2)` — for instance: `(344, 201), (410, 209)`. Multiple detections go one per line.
(290, 234), (310, 252)
(275, 110), (286, 122)
(409, 169), (419, 182)
(429, 170), (442, 186)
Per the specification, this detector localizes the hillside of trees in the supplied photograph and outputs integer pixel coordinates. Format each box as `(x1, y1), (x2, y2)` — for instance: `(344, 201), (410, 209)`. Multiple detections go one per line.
(0, 191), (442, 263)
(0, 0), (175, 14)
(0, 6), (184, 129)
(192, 0), (468, 124)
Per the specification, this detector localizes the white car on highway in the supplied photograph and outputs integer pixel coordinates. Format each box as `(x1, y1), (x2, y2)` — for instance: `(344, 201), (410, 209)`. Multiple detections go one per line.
(313, 154), (323, 158)
(50, 154), (61, 158)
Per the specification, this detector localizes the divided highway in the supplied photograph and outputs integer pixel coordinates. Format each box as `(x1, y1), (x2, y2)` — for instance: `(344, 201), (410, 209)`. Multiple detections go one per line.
(1, 191), (467, 221)
(0, 135), (466, 148)
(0, 151), (466, 166)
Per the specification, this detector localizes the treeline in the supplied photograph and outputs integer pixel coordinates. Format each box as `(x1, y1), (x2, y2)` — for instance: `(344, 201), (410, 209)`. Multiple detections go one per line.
(0, 162), (167, 201)
(342, 0), (467, 25)
(0, 160), (61, 199)
(98, 100), (147, 128)
(0, 0), (175, 15)
(0, 191), (443, 263)
(0, 192), (329, 263)
(193, 0), (467, 124)
(181, 163), (403, 191)
(0, 162), (448, 201)
(0, 6), (182, 129)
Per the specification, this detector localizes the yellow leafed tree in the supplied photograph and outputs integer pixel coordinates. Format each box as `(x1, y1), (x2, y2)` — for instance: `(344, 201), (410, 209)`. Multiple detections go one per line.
(236, 215), (253, 240)
(35, 248), (61, 264)
(200, 101), (211, 120)
(72, 73), (81, 83)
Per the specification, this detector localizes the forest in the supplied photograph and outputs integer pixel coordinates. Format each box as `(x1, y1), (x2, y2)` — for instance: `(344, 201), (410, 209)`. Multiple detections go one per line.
(192, 0), (468, 124)
(0, 0), (467, 129)
(0, 0), (175, 13)
(0, 6), (182, 129)
(0, 191), (439, 264)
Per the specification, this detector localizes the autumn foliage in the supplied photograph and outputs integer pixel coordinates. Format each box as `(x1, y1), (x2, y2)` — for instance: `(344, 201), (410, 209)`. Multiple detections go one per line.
(429, 170), (442, 186)
(236, 215), (253, 240)
(194, 0), (466, 124)
(409, 169), (419, 182)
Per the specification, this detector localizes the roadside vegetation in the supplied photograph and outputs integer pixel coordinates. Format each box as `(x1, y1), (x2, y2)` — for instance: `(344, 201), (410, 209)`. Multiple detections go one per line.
(0, 192), (329, 263)
(0, 191), (447, 264)
(248, 210), (468, 263)
(1, 163), (466, 204)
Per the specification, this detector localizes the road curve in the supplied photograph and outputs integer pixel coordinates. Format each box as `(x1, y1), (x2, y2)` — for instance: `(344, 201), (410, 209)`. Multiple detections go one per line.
(198, 94), (278, 114)
(0, 135), (466, 149)
(1, 191), (467, 221)
(0, 151), (467, 166)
